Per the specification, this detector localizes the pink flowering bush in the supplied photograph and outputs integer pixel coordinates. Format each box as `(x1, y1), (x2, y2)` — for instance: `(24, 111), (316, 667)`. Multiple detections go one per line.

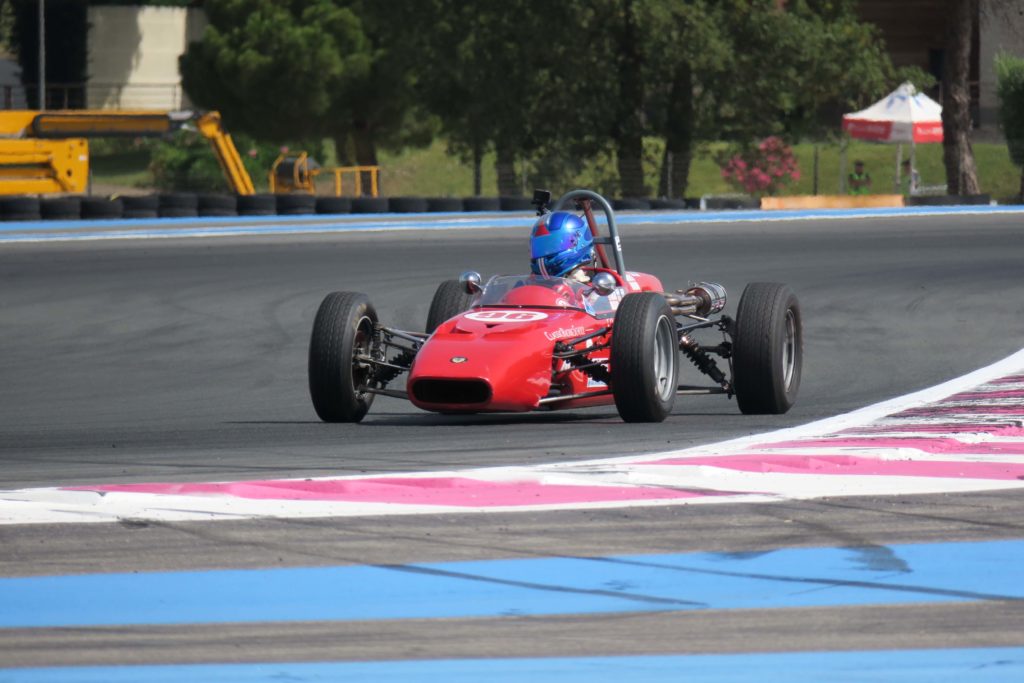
(719, 137), (801, 196)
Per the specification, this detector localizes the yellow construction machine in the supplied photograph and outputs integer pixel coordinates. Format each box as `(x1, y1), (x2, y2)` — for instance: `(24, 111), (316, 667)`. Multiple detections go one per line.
(0, 109), (380, 197)
(0, 110), (254, 195)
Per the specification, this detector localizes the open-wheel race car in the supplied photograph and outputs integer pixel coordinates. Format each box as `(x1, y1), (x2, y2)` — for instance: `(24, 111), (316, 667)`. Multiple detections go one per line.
(308, 189), (802, 423)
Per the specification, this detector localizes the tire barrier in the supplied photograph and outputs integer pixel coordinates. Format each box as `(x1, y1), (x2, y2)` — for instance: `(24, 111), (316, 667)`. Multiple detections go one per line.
(198, 193), (238, 217)
(275, 193), (317, 215)
(158, 193), (199, 218)
(907, 194), (991, 206)
(4, 192), (997, 222)
(499, 196), (533, 211)
(41, 196), (82, 220)
(426, 197), (464, 212)
(316, 197), (352, 214)
(463, 197), (501, 212)
(0, 196), (41, 221)
(236, 194), (276, 216)
(121, 195), (159, 219)
(81, 197), (123, 220)
(351, 197), (389, 213)
(388, 197), (429, 213)
(612, 198), (652, 211)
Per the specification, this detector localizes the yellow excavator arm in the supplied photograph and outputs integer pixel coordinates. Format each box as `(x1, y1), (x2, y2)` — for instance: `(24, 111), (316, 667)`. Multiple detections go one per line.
(0, 109), (256, 195)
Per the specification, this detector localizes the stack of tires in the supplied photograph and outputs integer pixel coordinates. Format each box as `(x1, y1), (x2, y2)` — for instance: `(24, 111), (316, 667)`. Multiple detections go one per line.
(0, 192), (714, 221)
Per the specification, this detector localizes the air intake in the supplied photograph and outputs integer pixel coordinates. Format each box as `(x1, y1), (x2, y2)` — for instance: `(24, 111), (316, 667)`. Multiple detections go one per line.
(412, 379), (491, 405)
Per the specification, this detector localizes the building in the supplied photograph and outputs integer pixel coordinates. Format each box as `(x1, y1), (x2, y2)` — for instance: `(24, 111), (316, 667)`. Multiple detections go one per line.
(857, 0), (1024, 134)
(87, 5), (207, 110)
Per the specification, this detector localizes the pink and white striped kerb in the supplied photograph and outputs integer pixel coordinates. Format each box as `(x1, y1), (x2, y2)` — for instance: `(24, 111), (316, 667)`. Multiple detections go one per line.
(2, 350), (1024, 524)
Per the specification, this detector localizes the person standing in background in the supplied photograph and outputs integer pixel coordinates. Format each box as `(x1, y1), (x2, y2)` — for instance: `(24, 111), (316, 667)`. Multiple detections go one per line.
(901, 158), (921, 195)
(848, 160), (872, 195)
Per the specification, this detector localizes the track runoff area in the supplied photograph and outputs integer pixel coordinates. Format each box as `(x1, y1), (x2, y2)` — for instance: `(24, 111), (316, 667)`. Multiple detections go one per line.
(1, 205), (1024, 681)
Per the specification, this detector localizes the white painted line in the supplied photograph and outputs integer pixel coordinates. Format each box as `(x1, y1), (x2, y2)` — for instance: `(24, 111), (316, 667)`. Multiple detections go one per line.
(1, 349), (1023, 525)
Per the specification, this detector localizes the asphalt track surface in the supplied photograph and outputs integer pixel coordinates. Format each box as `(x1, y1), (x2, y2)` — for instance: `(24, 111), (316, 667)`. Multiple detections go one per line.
(1, 211), (1023, 673)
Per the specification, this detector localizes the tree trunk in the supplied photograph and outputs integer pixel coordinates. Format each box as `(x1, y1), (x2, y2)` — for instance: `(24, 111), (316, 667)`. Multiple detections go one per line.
(941, 0), (980, 195)
(332, 135), (353, 167)
(472, 142), (482, 196)
(495, 147), (518, 196)
(352, 123), (379, 196)
(658, 63), (693, 199)
(614, 0), (647, 198)
(1019, 167), (1024, 204)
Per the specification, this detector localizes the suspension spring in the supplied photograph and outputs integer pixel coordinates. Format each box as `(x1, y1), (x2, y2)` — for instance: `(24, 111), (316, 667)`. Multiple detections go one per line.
(680, 335), (731, 394)
(374, 349), (416, 386)
(565, 354), (611, 384)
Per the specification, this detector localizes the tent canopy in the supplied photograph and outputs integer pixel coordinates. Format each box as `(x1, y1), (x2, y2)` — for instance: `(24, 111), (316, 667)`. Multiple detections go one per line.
(842, 82), (943, 143)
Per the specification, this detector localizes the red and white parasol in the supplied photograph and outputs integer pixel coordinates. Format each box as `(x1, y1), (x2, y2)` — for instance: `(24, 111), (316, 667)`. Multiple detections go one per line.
(842, 82), (943, 143)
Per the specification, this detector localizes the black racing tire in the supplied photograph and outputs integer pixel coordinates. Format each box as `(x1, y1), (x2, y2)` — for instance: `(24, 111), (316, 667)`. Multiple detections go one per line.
(316, 197), (352, 214)
(198, 194), (237, 217)
(649, 198), (688, 210)
(462, 197), (501, 212)
(425, 280), (475, 333)
(610, 292), (679, 423)
(308, 292), (378, 423)
(276, 193), (316, 215)
(159, 192), (198, 208)
(613, 198), (652, 211)
(499, 196), (533, 211)
(389, 196), (429, 213)
(81, 197), (124, 220)
(426, 197), (464, 212)
(40, 197), (81, 220)
(732, 282), (803, 415)
(122, 195), (159, 219)
(158, 193), (199, 218)
(237, 194), (277, 216)
(351, 197), (389, 214)
(0, 196), (41, 221)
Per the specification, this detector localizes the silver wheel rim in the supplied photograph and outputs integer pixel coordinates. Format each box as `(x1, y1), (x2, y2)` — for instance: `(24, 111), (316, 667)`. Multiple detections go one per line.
(782, 308), (797, 391)
(351, 315), (373, 397)
(653, 314), (676, 402)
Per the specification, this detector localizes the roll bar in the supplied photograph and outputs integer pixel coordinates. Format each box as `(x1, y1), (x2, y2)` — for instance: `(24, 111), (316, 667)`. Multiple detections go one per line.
(553, 189), (626, 276)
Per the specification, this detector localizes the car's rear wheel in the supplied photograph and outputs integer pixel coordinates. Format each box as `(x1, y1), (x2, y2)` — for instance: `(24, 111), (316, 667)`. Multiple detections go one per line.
(732, 282), (802, 414)
(610, 293), (678, 422)
(426, 280), (475, 333)
(308, 292), (378, 422)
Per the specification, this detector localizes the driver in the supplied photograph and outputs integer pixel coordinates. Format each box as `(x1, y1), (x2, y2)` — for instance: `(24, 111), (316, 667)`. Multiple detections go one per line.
(529, 211), (595, 282)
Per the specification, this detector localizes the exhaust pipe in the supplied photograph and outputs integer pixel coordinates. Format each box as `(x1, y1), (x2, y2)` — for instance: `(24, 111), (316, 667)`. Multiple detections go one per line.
(665, 282), (726, 317)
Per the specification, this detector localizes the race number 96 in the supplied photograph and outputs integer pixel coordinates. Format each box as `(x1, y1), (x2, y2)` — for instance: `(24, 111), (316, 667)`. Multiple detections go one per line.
(464, 310), (548, 322)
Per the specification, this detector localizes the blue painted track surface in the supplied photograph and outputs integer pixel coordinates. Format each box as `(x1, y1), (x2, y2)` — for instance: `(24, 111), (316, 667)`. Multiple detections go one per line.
(0, 204), (1021, 243)
(4, 648), (1023, 683)
(3, 540), (1021, 628)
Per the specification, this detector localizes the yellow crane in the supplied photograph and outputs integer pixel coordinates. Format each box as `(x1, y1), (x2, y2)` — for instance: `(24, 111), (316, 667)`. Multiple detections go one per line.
(0, 109), (255, 195)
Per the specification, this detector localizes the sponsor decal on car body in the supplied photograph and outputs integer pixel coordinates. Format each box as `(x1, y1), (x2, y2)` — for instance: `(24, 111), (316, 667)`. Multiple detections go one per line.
(544, 326), (586, 341)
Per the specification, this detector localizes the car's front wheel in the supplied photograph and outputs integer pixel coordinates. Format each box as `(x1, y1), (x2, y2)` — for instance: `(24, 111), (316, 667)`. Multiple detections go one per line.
(308, 292), (378, 422)
(732, 282), (802, 414)
(610, 293), (679, 422)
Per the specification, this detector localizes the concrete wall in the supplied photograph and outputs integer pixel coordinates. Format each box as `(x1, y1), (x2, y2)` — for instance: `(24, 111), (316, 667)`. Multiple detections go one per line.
(87, 6), (207, 110)
(979, 0), (1024, 133)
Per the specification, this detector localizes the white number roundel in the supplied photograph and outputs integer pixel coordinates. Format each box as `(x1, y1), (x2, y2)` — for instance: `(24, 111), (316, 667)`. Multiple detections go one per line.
(464, 310), (548, 323)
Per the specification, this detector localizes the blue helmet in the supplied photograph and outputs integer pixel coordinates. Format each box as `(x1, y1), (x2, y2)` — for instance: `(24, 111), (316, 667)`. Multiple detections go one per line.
(529, 211), (594, 277)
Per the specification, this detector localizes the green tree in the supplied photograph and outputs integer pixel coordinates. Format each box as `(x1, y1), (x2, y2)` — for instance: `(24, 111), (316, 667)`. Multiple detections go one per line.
(607, 0), (895, 198)
(405, 0), (584, 196)
(996, 52), (1024, 202)
(180, 0), (422, 189)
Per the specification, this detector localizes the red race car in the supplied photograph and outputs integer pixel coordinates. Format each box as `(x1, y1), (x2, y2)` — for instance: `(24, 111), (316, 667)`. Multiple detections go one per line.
(308, 189), (802, 423)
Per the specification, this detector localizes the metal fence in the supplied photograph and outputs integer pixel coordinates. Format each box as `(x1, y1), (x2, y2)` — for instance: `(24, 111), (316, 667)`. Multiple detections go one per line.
(1, 83), (186, 110)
